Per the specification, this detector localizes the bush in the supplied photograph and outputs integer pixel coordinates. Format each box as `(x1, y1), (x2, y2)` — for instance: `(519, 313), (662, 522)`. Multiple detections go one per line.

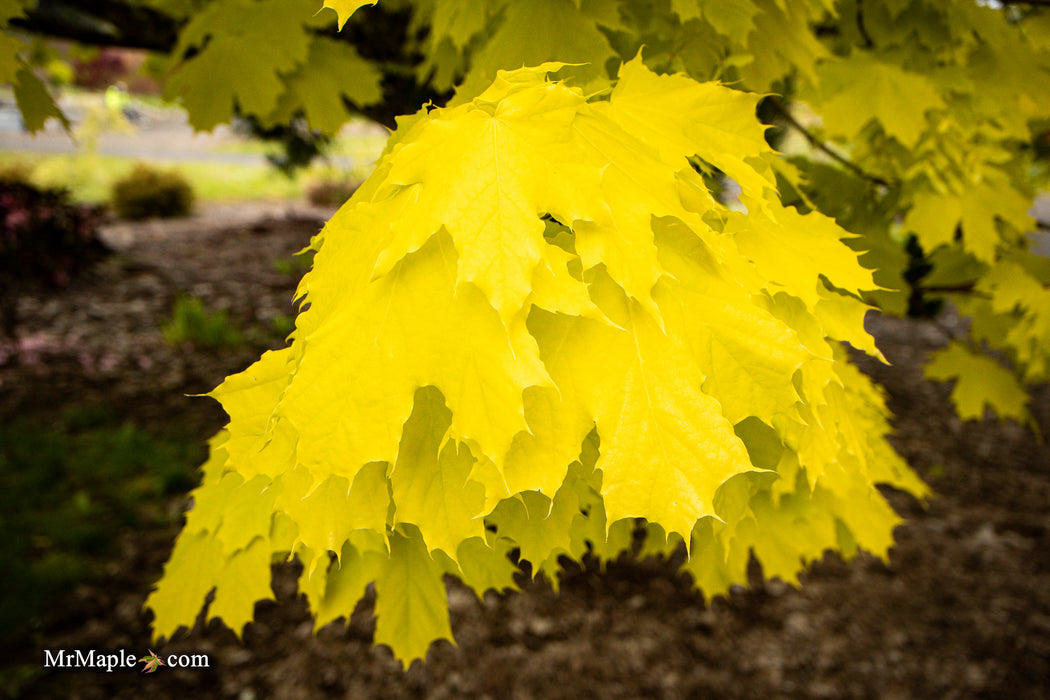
(110, 164), (194, 220)
(304, 174), (358, 207)
(0, 175), (106, 337)
(0, 164), (34, 186)
(71, 48), (127, 90)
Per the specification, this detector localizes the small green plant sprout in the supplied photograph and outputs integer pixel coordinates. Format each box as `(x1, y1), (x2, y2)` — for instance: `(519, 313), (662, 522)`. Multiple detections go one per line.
(162, 296), (243, 350)
(269, 313), (295, 340)
(272, 248), (316, 277)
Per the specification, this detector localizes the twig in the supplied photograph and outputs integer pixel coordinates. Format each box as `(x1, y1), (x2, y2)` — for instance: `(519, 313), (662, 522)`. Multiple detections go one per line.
(856, 0), (875, 48)
(765, 96), (894, 189)
(915, 282), (979, 295)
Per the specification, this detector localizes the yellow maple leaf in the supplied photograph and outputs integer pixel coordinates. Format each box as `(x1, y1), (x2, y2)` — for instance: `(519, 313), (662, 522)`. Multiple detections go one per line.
(528, 270), (756, 542)
(321, 0), (376, 30)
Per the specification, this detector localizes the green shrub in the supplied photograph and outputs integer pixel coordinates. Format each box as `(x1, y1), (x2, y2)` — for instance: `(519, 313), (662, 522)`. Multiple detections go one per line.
(162, 295), (244, 350)
(110, 163), (194, 220)
(304, 174), (358, 207)
(0, 163), (34, 185)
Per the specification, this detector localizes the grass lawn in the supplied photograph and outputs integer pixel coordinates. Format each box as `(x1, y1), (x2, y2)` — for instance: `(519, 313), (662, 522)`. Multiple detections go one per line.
(0, 407), (205, 647)
(3, 150), (313, 204)
(1, 88), (388, 205)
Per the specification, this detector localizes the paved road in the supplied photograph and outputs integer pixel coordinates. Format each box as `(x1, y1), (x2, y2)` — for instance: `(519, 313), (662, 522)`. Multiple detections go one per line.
(0, 97), (271, 166)
(0, 94), (382, 170)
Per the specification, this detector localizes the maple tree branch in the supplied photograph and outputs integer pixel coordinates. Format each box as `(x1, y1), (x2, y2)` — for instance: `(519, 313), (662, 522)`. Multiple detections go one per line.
(915, 282), (979, 295)
(11, 0), (180, 51)
(764, 96), (895, 189)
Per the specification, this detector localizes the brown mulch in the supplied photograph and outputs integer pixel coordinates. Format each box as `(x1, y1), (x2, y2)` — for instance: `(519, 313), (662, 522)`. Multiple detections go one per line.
(3, 205), (1049, 699)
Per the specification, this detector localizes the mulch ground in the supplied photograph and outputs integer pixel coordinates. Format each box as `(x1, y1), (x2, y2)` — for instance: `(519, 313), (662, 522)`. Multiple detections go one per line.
(3, 205), (1049, 699)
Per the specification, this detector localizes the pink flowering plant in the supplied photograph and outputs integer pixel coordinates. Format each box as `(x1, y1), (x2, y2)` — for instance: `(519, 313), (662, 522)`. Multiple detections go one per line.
(0, 178), (106, 341)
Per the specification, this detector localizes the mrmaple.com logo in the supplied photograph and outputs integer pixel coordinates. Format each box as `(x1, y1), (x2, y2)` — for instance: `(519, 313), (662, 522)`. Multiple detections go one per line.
(43, 648), (210, 673)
